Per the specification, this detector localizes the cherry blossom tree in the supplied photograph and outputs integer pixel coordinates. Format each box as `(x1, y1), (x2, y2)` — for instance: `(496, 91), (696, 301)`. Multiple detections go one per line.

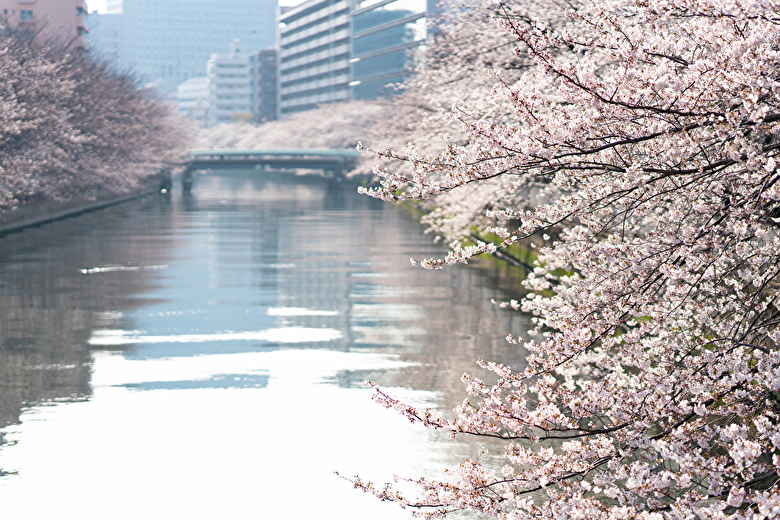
(356, 0), (780, 517)
(0, 27), (187, 214)
(196, 100), (386, 152)
(363, 0), (583, 242)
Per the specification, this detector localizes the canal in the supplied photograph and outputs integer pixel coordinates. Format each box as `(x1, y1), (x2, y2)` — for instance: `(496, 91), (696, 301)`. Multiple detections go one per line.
(0, 172), (529, 518)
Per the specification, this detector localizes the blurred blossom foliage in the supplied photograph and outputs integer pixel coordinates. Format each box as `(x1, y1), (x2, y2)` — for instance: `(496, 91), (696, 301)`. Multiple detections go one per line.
(196, 101), (386, 151)
(0, 28), (187, 213)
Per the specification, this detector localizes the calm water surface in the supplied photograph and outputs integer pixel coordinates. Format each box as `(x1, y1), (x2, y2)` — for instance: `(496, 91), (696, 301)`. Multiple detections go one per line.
(0, 173), (529, 519)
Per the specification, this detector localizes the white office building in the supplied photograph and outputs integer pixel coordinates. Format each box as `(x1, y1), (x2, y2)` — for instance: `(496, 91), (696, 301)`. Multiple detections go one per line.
(207, 40), (254, 126)
(177, 76), (211, 127)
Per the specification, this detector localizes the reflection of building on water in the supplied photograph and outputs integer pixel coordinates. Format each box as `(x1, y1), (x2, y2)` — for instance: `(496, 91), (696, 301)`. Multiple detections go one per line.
(258, 176), (531, 410)
(0, 173), (531, 428)
(189, 174), (357, 350)
(0, 197), (179, 428)
(187, 174), (530, 409)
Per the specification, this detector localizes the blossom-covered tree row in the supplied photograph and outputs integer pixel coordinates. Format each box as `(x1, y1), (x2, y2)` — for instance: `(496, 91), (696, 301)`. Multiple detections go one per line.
(0, 29), (186, 214)
(195, 100), (390, 179)
(354, 0), (780, 518)
(196, 100), (384, 151)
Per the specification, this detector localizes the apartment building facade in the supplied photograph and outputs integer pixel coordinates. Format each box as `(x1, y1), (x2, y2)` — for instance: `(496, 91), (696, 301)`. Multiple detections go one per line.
(277, 0), (352, 116)
(277, 0), (432, 117)
(0, 0), (89, 49)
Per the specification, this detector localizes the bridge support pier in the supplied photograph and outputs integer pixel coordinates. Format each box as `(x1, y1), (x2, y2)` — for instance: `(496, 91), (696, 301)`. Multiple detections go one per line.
(159, 168), (173, 192)
(323, 160), (347, 180)
(323, 168), (341, 180)
(182, 169), (194, 191)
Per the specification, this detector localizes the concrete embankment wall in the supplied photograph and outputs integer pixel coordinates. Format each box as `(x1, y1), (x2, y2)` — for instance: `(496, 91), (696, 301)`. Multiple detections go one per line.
(0, 176), (167, 236)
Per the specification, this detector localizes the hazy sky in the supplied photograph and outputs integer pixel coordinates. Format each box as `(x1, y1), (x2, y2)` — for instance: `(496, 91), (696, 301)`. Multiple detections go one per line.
(91, 0), (301, 13)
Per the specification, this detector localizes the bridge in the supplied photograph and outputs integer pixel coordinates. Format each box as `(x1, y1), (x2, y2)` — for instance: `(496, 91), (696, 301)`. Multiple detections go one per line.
(181, 148), (363, 187)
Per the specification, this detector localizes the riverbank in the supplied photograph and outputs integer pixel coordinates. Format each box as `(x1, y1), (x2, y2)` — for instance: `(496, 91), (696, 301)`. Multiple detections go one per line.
(0, 174), (169, 237)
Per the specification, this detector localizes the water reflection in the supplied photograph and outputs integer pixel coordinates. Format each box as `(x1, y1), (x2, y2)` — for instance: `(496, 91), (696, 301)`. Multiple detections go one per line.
(0, 172), (530, 518)
(119, 373), (271, 391)
(0, 196), (178, 428)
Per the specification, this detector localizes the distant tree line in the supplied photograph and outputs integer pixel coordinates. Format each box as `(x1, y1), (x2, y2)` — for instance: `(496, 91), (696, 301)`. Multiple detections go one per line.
(0, 27), (187, 214)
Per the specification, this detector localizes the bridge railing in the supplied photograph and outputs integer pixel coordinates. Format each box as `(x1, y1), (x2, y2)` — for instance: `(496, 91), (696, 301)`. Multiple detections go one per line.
(181, 148), (364, 188)
(188, 148), (362, 159)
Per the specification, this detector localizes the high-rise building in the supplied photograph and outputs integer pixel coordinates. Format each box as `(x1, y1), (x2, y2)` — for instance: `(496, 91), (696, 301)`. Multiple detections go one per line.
(0, 0), (89, 49)
(176, 46), (277, 127)
(349, 0), (427, 100)
(86, 11), (122, 64)
(87, 0), (277, 94)
(277, 0), (352, 116)
(250, 49), (278, 122)
(277, 0), (432, 117)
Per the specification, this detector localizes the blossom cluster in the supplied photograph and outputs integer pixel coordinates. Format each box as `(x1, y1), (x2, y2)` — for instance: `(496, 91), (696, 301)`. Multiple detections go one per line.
(0, 28), (186, 214)
(357, 0), (780, 518)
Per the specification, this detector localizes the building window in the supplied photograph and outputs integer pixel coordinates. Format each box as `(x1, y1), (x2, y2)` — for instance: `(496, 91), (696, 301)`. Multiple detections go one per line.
(19, 10), (34, 21)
